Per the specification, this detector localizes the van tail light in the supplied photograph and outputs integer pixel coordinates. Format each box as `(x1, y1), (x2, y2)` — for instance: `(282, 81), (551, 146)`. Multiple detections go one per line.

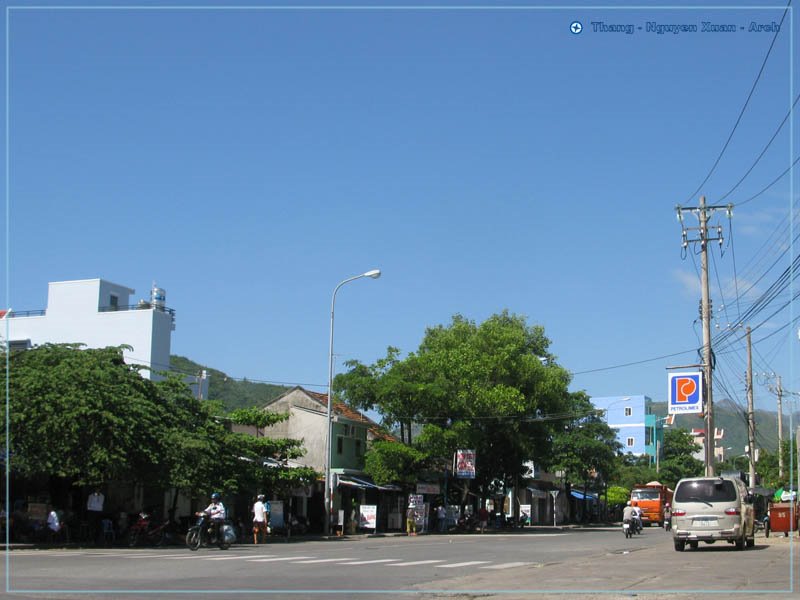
(672, 509), (686, 516)
(724, 508), (740, 516)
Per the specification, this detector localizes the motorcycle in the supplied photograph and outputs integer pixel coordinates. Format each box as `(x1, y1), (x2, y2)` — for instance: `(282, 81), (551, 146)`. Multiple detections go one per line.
(455, 513), (478, 532)
(664, 514), (672, 532)
(127, 512), (171, 547)
(186, 513), (234, 551)
(623, 518), (633, 538)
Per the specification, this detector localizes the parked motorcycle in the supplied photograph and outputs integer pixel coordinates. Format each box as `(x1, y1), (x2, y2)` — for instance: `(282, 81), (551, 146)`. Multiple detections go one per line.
(455, 513), (478, 532)
(186, 514), (234, 551)
(127, 512), (171, 547)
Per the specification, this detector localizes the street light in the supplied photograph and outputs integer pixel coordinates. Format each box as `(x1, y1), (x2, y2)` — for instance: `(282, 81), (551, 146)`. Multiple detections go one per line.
(324, 269), (381, 536)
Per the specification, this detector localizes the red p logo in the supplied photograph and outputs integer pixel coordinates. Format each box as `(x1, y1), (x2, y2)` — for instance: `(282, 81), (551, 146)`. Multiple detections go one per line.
(676, 377), (697, 403)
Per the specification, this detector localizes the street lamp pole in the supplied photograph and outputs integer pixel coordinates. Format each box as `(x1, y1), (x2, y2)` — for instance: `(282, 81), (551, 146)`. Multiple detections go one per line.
(324, 269), (381, 536)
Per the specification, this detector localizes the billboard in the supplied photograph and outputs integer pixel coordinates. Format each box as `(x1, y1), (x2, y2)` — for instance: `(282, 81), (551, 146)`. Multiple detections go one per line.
(668, 372), (703, 415)
(455, 449), (476, 479)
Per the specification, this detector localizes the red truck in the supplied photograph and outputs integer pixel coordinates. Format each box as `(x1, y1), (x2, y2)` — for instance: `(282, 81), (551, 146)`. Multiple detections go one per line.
(630, 481), (674, 527)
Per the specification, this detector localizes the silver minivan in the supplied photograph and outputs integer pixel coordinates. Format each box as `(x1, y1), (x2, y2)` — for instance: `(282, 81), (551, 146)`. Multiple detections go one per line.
(672, 476), (755, 551)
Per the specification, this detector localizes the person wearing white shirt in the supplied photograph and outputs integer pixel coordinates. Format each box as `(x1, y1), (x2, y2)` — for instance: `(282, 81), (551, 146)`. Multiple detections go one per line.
(252, 495), (268, 544)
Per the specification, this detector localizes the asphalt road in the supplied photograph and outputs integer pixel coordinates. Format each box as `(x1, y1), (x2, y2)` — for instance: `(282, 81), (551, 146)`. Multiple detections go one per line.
(3, 526), (798, 600)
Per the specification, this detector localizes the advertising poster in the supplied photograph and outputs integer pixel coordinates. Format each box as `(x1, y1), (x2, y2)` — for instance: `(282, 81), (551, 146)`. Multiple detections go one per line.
(455, 449), (476, 478)
(269, 500), (284, 529)
(359, 505), (377, 530)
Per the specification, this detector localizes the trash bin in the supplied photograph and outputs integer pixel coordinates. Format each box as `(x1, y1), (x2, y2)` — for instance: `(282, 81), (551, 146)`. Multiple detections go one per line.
(769, 502), (797, 535)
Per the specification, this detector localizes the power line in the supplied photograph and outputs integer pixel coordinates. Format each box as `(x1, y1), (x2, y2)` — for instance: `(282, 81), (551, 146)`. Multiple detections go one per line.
(719, 93), (800, 202)
(685, 0), (792, 202)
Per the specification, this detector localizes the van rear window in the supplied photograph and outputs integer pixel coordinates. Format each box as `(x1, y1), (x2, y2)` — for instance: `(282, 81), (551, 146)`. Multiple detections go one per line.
(675, 480), (737, 502)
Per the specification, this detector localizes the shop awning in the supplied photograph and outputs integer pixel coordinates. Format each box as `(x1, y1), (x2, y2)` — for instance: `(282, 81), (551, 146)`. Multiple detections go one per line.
(338, 476), (371, 489)
(337, 475), (402, 491)
(527, 487), (549, 499)
(570, 490), (598, 500)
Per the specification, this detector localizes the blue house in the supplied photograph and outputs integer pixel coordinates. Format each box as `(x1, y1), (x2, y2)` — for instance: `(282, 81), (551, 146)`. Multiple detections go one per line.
(590, 395), (664, 464)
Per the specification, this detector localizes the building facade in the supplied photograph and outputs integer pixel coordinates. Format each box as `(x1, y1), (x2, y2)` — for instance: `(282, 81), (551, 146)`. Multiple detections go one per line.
(243, 386), (402, 533)
(591, 395), (665, 463)
(3, 278), (175, 379)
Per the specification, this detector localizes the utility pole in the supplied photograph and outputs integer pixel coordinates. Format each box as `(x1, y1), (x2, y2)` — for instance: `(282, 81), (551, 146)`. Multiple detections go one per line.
(764, 373), (785, 482)
(745, 327), (756, 487)
(777, 376), (784, 481)
(676, 196), (731, 477)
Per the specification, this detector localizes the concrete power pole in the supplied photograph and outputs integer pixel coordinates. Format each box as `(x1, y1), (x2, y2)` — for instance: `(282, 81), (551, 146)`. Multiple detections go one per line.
(777, 376), (784, 481)
(698, 198), (715, 476)
(745, 327), (756, 487)
(676, 196), (731, 477)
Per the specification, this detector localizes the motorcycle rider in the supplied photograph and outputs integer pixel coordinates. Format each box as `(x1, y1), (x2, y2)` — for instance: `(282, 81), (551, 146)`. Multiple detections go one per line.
(198, 492), (226, 543)
(622, 500), (635, 529)
(631, 501), (643, 533)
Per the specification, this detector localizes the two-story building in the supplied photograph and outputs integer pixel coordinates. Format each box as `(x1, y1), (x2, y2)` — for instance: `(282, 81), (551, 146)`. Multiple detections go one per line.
(242, 386), (402, 533)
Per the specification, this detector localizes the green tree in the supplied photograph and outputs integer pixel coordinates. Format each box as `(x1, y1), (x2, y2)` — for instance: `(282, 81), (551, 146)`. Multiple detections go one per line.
(655, 428), (703, 488)
(1, 344), (316, 506)
(550, 392), (622, 518)
(2, 344), (174, 486)
(335, 311), (574, 506)
(612, 453), (658, 490)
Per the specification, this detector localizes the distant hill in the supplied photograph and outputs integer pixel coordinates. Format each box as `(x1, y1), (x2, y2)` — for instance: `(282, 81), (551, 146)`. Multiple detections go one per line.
(650, 399), (798, 454)
(169, 355), (292, 412)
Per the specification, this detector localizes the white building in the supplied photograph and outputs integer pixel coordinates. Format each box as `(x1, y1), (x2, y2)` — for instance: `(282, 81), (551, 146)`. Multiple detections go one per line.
(3, 278), (175, 379)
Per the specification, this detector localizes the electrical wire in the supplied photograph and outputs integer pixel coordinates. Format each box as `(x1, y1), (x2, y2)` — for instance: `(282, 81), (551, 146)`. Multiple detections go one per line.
(719, 93), (800, 202)
(685, 0), (792, 202)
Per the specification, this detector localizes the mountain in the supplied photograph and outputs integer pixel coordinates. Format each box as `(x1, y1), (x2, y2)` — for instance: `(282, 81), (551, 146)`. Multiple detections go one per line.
(651, 399), (798, 454)
(169, 355), (292, 412)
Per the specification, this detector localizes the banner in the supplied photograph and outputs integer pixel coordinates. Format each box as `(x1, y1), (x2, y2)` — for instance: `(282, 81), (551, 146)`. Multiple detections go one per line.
(417, 482), (440, 495)
(455, 449), (476, 479)
(359, 505), (377, 530)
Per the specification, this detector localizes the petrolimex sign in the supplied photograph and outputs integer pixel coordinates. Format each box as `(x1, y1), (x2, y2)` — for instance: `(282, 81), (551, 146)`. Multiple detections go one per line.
(668, 372), (703, 415)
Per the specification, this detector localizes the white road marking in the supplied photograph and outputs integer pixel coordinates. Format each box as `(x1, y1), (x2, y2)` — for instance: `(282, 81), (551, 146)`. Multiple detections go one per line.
(388, 559), (445, 567)
(294, 558), (357, 564)
(248, 556), (315, 563)
(338, 558), (401, 565)
(204, 555), (248, 560)
(481, 562), (530, 570)
(436, 560), (490, 568)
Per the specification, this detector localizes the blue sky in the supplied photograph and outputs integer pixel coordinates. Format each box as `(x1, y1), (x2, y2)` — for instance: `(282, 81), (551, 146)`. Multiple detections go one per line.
(3, 2), (797, 416)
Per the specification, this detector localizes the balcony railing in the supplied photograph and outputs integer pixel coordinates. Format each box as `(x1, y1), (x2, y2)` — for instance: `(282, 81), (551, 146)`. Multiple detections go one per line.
(99, 304), (176, 316)
(6, 310), (46, 318)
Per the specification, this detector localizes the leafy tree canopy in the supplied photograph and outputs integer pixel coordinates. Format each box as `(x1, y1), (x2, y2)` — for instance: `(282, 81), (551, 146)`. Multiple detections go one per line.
(335, 311), (574, 497)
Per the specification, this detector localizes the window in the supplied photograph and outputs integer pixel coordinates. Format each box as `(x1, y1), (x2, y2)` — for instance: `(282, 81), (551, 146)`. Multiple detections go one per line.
(355, 440), (362, 456)
(626, 437), (635, 447)
(645, 428), (652, 446)
(109, 294), (119, 310)
(337, 437), (343, 454)
(624, 407), (632, 417)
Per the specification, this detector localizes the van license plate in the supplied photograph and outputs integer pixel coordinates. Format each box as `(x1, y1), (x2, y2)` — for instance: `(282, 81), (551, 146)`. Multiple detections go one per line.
(693, 518), (716, 527)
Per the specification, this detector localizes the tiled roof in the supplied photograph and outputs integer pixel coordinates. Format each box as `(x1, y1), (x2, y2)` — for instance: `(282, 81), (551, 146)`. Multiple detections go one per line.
(303, 388), (397, 443)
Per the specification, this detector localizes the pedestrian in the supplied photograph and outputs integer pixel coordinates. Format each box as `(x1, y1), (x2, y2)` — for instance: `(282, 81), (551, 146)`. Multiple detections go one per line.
(86, 488), (105, 543)
(252, 494), (268, 544)
(436, 504), (447, 533)
(46, 505), (63, 542)
(478, 506), (489, 533)
(406, 504), (417, 536)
